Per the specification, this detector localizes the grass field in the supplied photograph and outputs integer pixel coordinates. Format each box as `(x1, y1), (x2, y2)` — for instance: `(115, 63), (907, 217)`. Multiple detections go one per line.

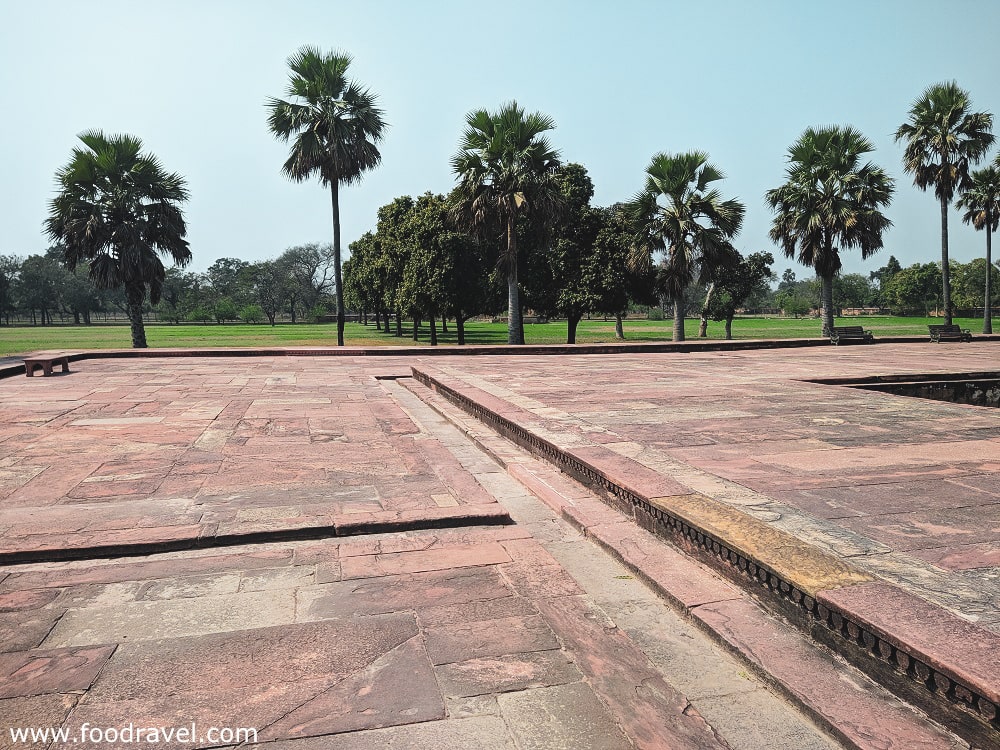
(0, 316), (996, 358)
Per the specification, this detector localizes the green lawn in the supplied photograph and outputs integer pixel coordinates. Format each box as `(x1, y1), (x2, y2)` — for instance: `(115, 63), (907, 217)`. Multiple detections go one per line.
(0, 316), (995, 358)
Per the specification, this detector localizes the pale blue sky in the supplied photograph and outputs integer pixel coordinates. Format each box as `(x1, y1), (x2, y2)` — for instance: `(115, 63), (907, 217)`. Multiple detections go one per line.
(3, 0), (999, 280)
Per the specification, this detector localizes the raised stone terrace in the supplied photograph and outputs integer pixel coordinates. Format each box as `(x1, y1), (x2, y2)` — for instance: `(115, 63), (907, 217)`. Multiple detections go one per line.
(0, 342), (997, 749)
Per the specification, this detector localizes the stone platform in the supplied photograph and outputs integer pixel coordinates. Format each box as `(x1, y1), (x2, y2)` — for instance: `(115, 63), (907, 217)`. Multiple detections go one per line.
(0, 344), (995, 749)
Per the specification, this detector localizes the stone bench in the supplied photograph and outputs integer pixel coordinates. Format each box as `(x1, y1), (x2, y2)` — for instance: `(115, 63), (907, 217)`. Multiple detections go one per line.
(23, 354), (71, 377)
(829, 326), (874, 345)
(928, 324), (972, 343)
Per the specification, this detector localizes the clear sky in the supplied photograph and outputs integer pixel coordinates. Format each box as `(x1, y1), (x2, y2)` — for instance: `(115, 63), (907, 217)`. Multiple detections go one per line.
(3, 0), (999, 280)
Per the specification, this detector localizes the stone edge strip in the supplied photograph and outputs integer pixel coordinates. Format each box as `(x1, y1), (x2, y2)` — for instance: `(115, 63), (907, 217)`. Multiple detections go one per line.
(0, 506), (512, 565)
(410, 364), (1000, 747)
(7, 335), (985, 381)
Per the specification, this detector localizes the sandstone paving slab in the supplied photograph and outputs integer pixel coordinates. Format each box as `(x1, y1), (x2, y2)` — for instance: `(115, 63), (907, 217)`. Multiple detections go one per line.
(296, 566), (517, 621)
(0, 693), (78, 750)
(497, 682), (635, 750)
(244, 715), (516, 750)
(532, 595), (730, 749)
(434, 650), (581, 698)
(0, 611), (60, 653)
(44, 589), (297, 647)
(64, 616), (439, 747)
(909, 542), (1000, 571)
(422, 614), (560, 666)
(0, 645), (115, 699)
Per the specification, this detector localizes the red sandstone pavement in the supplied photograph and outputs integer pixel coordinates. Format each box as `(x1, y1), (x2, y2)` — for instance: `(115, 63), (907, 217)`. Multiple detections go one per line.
(0, 347), (993, 749)
(411, 344), (1000, 627)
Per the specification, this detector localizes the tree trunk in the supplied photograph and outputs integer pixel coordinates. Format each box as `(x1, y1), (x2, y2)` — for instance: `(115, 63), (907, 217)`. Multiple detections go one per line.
(698, 282), (715, 337)
(395, 309), (402, 337)
(429, 313), (438, 346)
(821, 273), (835, 337)
(984, 221), (993, 334)
(567, 314), (580, 344)
(941, 194), (952, 326)
(672, 294), (685, 341)
(441, 317), (448, 333)
(412, 317), (419, 341)
(506, 216), (524, 345)
(374, 310), (381, 331)
(615, 313), (625, 340)
(330, 182), (346, 346)
(725, 314), (734, 340)
(457, 315), (466, 346)
(125, 284), (148, 349)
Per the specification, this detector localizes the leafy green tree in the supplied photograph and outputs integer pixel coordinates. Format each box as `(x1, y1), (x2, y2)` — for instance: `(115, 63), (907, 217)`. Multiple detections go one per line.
(345, 232), (391, 329)
(206, 258), (252, 307)
(630, 151), (745, 341)
(17, 254), (64, 325)
(278, 243), (336, 315)
(267, 47), (386, 346)
(707, 251), (775, 338)
(240, 304), (264, 324)
(767, 126), (894, 336)
(213, 298), (239, 324)
(246, 261), (289, 326)
(833, 273), (876, 310)
(594, 203), (656, 339)
(156, 267), (199, 324)
(44, 131), (190, 347)
(869, 255), (902, 308)
(956, 162), (1000, 332)
(895, 81), (994, 325)
(0, 255), (20, 325)
(884, 263), (941, 314)
(452, 101), (562, 345)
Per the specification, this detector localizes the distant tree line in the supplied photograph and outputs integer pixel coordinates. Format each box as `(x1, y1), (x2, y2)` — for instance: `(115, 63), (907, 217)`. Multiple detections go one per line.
(0, 244), (344, 328)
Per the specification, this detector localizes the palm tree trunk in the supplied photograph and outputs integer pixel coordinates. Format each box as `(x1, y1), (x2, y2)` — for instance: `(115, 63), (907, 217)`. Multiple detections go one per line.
(125, 284), (148, 349)
(698, 282), (715, 337)
(615, 313), (625, 340)
(941, 194), (952, 326)
(330, 181), (346, 346)
(725, 314), (734, 340)
(506, 216), (524, 345)
(672, 294), (685, 341)
(984, 223), (993, 334)
(821, 273), (835, 337)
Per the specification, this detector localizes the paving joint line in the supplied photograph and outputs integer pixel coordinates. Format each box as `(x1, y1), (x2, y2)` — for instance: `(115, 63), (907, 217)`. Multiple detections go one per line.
(0, 512), (514, 565)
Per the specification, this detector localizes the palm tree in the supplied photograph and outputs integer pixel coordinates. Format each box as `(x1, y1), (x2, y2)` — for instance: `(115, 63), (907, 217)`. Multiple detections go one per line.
(767, 127), (894, 337)
(267, 47), (386, 346)
(957, 162), (1000, 333)
(451, 102), (562, 345)
(629, 151), (744, 341)
(45, 131), (190, 348)
(895, 81), (994, 325)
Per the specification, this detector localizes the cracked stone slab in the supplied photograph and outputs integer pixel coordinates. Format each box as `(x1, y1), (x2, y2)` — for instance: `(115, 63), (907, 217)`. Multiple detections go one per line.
(64, 616), (438, 747)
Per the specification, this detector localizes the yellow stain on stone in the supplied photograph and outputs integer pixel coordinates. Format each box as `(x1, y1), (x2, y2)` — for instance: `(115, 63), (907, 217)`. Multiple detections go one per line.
(647, 493), (875, 596)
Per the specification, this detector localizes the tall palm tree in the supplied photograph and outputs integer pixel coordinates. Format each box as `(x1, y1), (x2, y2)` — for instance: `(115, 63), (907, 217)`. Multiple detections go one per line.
(956, 161), (1000, 333)
(895, 81), (994, 325)
(267, 47), (386, 346)
(45, 131), (190, 348)
(766, 127), (894, 337)
(629, 151), (744, 341)
(451, 102), (562, 345)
